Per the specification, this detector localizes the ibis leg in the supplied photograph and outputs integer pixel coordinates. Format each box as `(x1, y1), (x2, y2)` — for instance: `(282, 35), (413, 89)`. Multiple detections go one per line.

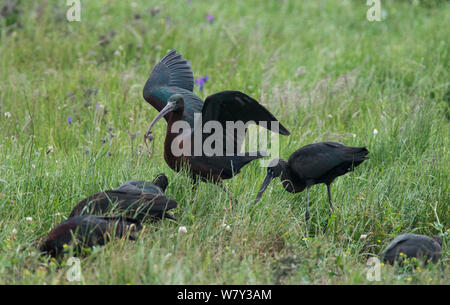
(305, 186), (310, 222)
(218, 183), (238, 204)
(322, 183), (334, 233)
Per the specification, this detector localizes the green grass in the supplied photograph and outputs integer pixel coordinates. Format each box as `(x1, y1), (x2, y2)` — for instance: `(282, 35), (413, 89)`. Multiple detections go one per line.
(0, 0), (448, 284)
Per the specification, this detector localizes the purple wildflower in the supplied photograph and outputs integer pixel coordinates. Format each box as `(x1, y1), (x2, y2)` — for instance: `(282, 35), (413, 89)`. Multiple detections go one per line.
(206, 14), (214, 23)
(67, 116), (72, 124)
(195, 74), (210, 91)
(187, 61), (191, 67)
(195, 78), (205, 91)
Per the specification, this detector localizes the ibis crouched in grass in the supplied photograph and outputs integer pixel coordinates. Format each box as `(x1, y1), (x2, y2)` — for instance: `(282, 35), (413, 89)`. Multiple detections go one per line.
(39, 216), (142, 258)
(253, 142), (369, 232)
(69, 174), (177, 221)
(382, 234), (442, 265)
(38, 174), (175, 258)
(142, 50), (290, 185)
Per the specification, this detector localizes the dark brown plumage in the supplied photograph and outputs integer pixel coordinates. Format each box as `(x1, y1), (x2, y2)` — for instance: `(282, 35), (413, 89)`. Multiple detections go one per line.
(69, 190), (178, 221)
(382, 234), (442, 265)
(115, 173), (169, 195)
(254, 142), (369, 232)
(39, 215), (142, 257)
(142, 50), (290, 185)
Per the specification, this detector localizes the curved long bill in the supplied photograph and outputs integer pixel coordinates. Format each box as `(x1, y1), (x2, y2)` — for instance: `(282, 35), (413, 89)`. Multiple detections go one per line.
(144, 102), (177, 143)
(253, 172), (274, 205)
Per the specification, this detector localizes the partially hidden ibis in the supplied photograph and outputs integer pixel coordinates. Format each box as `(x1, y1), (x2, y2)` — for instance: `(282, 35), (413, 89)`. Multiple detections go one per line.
(382, 233), (442, 265)
(115, 173), (168, 195)
(142, 49), (290, 185)
(69, 174), (177, 221)
(253, 142), (369, 232)
(39, 215), (142, 257)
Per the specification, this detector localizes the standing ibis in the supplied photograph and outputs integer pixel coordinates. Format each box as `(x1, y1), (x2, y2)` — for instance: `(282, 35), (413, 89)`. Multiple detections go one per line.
(382, 234), (442, 265)
(253, 142), (369, 232)
(39, 215), (142, 257)
(69, 177), (178, 221)
(142, 49), (290, 184)
(115, 173), (168, 195)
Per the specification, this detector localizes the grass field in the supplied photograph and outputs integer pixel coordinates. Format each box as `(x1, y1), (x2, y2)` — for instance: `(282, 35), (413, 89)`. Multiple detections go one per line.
(0, 0), (448, 284)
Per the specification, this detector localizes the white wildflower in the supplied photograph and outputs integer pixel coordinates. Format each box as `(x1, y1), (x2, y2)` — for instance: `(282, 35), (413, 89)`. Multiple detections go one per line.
(178, 226), (187, 234)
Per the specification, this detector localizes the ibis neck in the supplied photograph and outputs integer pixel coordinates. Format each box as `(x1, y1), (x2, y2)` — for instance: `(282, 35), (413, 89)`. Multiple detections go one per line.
(164, 109), (187, 169)
(280, 166), (303, 193)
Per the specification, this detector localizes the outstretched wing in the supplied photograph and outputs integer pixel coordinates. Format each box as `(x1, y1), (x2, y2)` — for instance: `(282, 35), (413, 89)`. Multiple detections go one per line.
(144, 49), (194, 93)
(143, 50), (203, 129)
(201, 91), (290, 154)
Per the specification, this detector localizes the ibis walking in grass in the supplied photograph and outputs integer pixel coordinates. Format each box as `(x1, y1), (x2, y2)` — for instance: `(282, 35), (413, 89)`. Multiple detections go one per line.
(382, 233), (442, 265)
(142, 49), (290, 185)
(39, 215), (142, 257)
(69, 175), (177, 221)
(253, 142), (369, 232)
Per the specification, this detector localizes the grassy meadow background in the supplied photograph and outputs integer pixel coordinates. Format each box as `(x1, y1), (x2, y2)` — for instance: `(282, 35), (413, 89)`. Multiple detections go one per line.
(0, 0), (448, 284)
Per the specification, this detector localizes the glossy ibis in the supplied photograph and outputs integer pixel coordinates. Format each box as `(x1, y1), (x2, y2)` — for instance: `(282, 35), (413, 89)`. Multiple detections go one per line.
(142, 49), (290, 184)
(115, 173), (168, 195)
(382, 234), (442, 265)
(69, 181), (177, 221)
(253, 142), (369, 232)
(39, 215), (142, 257)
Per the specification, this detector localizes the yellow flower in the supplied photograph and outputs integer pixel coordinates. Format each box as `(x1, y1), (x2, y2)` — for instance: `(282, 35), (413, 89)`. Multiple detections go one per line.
(302, 237), (308, 241)
(380, 263), (385, 267)
(407, 278), (412, 282)
(63, 244), (69, 249)
(377, 239), (381, 243)
(399, 252), (404, 256)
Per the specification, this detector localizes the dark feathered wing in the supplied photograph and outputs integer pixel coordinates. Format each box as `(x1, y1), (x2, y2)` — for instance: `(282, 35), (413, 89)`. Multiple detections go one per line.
(288, 142), (369, 181)
(39, 216), (142, 257)
(189, 152), (266, 180)
(69, 190), (177, 221)
(143, 50), (203, 128)
(201, 91), (290, 154)
(382, 234), (442, 264)
(144, 49), (194, 92)
(116, 180), (164, 195)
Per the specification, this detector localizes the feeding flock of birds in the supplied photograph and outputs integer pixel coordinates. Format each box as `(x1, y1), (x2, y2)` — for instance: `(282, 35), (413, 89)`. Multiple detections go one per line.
(36, 50), (442, 268)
